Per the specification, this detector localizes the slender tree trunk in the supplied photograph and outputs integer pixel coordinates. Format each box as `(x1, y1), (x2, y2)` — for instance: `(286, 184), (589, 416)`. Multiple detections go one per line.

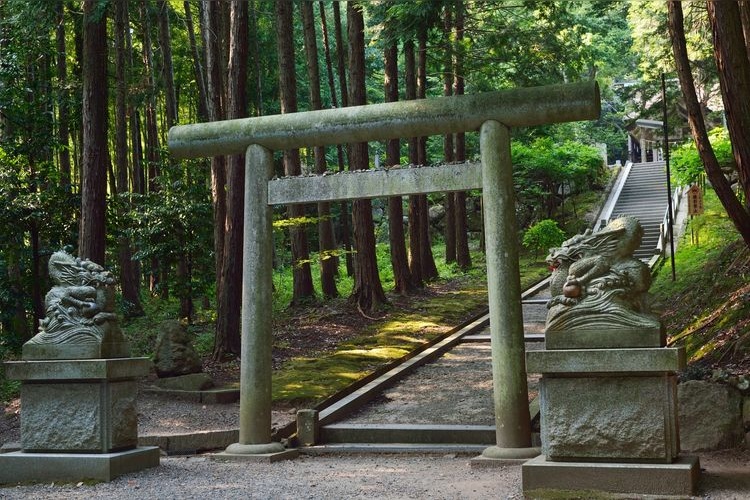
(276, 0), (315, 304)
(202, 0), (227, 310)
(739, 1), (750, 59)
(453, 0), (471, 269)
(114, 0), (144, 317)
(184, 1), (208, 122)
(404, 39), (424, 288)
(212, 0), (248, 357)
(125, 14), (144, 196)
(348, 2), (387, 312)
(707, 0), (750, 208)
(302, 1), (338, 298)
(79, 0), (109, 265)
(417, 28), (439, 280)
(158, 0), (177, 128)
(55, 0), (71, 189)
(331, 1), (354, 276)
(384, 42), (415, 294)
(442, 6), (456, 264)
(139, 1), (163, 293)
(319, 1), (343, 276)
(668, 1), (750, 248)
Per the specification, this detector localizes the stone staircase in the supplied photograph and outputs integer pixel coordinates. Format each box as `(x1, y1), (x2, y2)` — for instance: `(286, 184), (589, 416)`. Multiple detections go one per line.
(609, 161), (669, 261)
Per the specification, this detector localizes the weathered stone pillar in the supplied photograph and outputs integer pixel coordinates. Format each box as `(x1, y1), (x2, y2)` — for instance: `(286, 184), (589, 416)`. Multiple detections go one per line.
(478, 120), (539, 461)
(640, 136), (647, 163)
(221, 144), (294, 460)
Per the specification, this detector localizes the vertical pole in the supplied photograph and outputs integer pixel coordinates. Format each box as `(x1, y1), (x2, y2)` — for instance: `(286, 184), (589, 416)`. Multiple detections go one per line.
(479, 120), (538, 459)
(225, 144), (284, 455)
(662, 73), (676, 281)
(640, 136), (647, 163)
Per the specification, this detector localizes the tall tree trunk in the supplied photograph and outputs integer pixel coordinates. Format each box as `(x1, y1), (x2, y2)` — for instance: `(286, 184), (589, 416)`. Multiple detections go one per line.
(454, 0), (471, 269)
(139, 1), (163, 293)
(384, 42), (415, 294)
(183, 1), (208, 122)
(202, 0), (227, 310)
(55, 0), (72, 189)
(158, 0), (191, 318)
(276, 0), (315, 304)
(442, 5), (456, 264)
(114, 0), (144, 317)
(79, 0), (109, 265)
(213, 0), (248, 357)
(404, 39), (424, 288)
(707, 0), (750, 208)
(417, 27), (439, 280)
(158, 0), (177, 128)
(331, 1), (354, 276)
(348, 2), (387, 312)
(302, 1), (338, 298)
(668, 1), (750, 248)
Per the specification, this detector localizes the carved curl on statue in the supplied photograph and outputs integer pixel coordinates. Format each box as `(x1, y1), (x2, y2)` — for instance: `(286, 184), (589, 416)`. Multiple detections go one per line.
(26, 250), (122, 347)
(545, 217), (660, 332)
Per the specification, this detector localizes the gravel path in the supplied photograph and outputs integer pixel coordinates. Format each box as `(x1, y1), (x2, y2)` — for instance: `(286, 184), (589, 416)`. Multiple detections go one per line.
(1, 449), (749, 499)
(342, 341), (542, 426)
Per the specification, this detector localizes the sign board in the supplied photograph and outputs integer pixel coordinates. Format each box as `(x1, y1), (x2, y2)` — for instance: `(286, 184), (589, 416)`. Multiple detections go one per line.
(688, 184), (704, 215)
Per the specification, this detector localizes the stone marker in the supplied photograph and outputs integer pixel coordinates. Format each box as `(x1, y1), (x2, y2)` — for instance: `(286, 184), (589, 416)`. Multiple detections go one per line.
(522, 217), (699, 496)
(0, 250), (159, 484)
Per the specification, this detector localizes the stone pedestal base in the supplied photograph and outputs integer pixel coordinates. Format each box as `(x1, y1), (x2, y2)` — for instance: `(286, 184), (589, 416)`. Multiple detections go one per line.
(522, 455), (700, 496)
(0, 447), (160, 484)
(5, 358), (151, 453)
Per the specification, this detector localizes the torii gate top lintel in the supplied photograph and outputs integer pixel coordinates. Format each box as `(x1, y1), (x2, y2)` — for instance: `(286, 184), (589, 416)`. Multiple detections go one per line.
(168, 81), (599, 159)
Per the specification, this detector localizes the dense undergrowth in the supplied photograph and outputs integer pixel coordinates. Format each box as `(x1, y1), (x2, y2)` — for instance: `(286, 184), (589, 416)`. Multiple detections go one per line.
(652, 187), (750, 382)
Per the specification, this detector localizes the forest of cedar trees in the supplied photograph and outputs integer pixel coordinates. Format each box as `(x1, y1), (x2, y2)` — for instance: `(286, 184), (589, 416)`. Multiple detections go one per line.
(2, 0), (750, 361)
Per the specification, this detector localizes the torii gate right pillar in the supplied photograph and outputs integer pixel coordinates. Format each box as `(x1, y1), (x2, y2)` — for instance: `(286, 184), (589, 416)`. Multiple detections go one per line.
(477, 120), (540, 461)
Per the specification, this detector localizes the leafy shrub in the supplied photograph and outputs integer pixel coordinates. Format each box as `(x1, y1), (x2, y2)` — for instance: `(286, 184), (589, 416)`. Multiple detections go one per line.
(672, 127), (733, 187)
(523, 219), (567, 259)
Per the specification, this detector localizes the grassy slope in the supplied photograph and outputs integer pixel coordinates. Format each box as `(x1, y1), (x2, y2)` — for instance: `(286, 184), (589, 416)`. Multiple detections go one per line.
(651, 187), (750, 378)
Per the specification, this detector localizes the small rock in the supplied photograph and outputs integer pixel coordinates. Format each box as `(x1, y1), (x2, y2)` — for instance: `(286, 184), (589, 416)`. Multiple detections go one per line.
(154, 320), (203, 378)
(678, 380), (744, 452)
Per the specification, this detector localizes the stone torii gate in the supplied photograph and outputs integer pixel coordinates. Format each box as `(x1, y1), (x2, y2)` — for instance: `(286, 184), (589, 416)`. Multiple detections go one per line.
(168, 81), (600, 460)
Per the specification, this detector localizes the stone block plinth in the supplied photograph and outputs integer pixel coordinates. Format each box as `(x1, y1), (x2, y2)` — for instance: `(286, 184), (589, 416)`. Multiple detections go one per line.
(6, 358), (150, 453)
(540, 375), (679, 462)
(0, 357), (158, 484)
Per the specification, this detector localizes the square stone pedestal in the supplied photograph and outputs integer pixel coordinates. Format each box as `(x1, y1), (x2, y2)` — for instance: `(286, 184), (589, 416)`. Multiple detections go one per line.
(524, 345), (698, 496)
(0, 358), (159, 483)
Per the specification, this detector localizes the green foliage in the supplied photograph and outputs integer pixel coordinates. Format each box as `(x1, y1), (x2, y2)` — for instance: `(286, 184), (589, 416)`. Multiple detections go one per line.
(512, 138), (604, 226)
(652, 188), (749, 371)
(116, 158), (214, 300)
(523, 219), (567, 260)
(671, 127), (733, 187)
